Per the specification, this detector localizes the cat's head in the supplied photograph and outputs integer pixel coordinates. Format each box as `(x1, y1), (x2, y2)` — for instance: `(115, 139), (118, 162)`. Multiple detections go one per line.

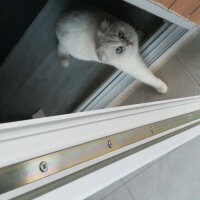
(96, 19), (138, 65)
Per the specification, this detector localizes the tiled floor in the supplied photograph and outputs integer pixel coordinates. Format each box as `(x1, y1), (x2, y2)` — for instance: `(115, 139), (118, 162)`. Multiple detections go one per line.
(121, 31), (200, 106)
(125, 136), (200, 200)
(86, 31), (200, 200)
(87, 136), (200, 200)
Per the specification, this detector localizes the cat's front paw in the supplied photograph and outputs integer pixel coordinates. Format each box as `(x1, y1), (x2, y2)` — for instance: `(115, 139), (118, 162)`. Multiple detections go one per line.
(156, 81), (168, 94)
(60, 58), (70, 68)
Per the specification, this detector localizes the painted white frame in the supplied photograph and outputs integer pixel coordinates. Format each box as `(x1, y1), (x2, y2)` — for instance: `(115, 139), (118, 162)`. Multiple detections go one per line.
(75, 0), (198, 112)
(1, 96), (200, 199)
(37, 125), (200, 200)
(125, 0), (198, 30)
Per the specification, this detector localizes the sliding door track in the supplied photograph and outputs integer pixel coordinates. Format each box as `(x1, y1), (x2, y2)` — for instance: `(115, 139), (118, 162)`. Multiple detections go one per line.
(1, 110), (199, 194)
(75, 22), (187, 112)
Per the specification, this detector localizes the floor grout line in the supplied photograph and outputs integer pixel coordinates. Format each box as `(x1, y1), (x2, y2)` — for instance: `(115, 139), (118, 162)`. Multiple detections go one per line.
(123, 183), (137, 200)
(175, 56), (200, 88)
(122, 134), (199, 184)
(122, 154), (168, 184)
(97, 180), (124, 200)
(87, 136), (200, 200)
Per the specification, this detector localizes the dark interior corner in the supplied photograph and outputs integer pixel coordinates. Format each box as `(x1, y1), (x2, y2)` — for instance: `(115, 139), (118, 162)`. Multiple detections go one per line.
(0, 0), (164, 123)
(0, 0), (163, 66)
(68, 0), (163, 40)
(0, 0), (48, 66)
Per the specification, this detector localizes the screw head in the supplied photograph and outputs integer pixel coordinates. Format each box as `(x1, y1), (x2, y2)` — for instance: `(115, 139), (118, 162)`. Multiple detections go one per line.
(150, 127), (155, 133)
(108, 140), (113, 148)
(39, 161), (48, 172)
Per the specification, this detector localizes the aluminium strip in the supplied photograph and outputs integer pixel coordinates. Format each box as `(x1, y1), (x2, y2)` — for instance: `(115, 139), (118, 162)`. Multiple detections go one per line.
(140, 22), (171, 52)
(75, 23), (187, 112)
(0, 110), (199, 194)
(16, 122), (200, 200)
(141, 23), (175, 57)
(143, 26), (186, 65)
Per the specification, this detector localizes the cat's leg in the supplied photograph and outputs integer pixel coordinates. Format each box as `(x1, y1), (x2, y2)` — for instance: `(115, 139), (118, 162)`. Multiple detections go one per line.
(120, 57), (168, 93)
(57, 43), (70, 67)
(136, 68), (168, 93)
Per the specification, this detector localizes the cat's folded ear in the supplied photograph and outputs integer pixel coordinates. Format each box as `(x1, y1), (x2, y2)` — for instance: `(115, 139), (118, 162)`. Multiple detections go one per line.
(100, 19), (110, 32)
(97, 47), (107, 63)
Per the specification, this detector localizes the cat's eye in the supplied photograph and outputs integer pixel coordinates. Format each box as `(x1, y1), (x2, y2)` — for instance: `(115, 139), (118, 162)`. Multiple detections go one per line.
(116, 46), (123, 54)
(118, 31), (124, 39)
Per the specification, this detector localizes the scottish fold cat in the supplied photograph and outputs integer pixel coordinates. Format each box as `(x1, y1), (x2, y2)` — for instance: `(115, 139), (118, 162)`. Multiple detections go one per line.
(56, 10), (167, 93)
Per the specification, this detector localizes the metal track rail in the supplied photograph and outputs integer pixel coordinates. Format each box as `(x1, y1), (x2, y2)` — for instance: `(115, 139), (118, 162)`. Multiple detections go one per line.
(75, 23), (187, 112)
(1, 110), (199, 194)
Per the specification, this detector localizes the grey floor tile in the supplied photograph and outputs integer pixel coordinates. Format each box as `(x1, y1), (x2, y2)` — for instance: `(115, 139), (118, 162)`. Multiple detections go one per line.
(176, 30), (200, 59)
(121, 57), (200, 106)
(103, 185), (134, 200)
(122, 159), (158, 183)
(177, 56), (200, 86)
(85, 180), (123, 200)
(125, 162), (160, 200)
(125, 136), (200, 200)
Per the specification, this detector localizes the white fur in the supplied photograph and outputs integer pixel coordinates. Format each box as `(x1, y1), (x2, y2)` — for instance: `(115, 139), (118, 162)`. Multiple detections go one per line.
(56, 10), (168, 93)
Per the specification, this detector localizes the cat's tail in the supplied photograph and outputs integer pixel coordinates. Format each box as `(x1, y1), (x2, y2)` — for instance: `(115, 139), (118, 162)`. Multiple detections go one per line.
(58, 43), (70, 67)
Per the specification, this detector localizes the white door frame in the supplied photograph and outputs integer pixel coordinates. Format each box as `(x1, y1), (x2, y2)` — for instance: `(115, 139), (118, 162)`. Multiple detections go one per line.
(1, 96), (200, 199)
(125, 0), (197, 30)
(37, 125), (200, 200)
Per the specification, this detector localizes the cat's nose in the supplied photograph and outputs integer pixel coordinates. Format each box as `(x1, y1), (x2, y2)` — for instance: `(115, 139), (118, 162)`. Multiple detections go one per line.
(126, 40), (134, 46)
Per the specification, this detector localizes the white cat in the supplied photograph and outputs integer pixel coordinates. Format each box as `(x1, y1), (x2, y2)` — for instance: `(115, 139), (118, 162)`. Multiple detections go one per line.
(56, 10), (167, 93)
